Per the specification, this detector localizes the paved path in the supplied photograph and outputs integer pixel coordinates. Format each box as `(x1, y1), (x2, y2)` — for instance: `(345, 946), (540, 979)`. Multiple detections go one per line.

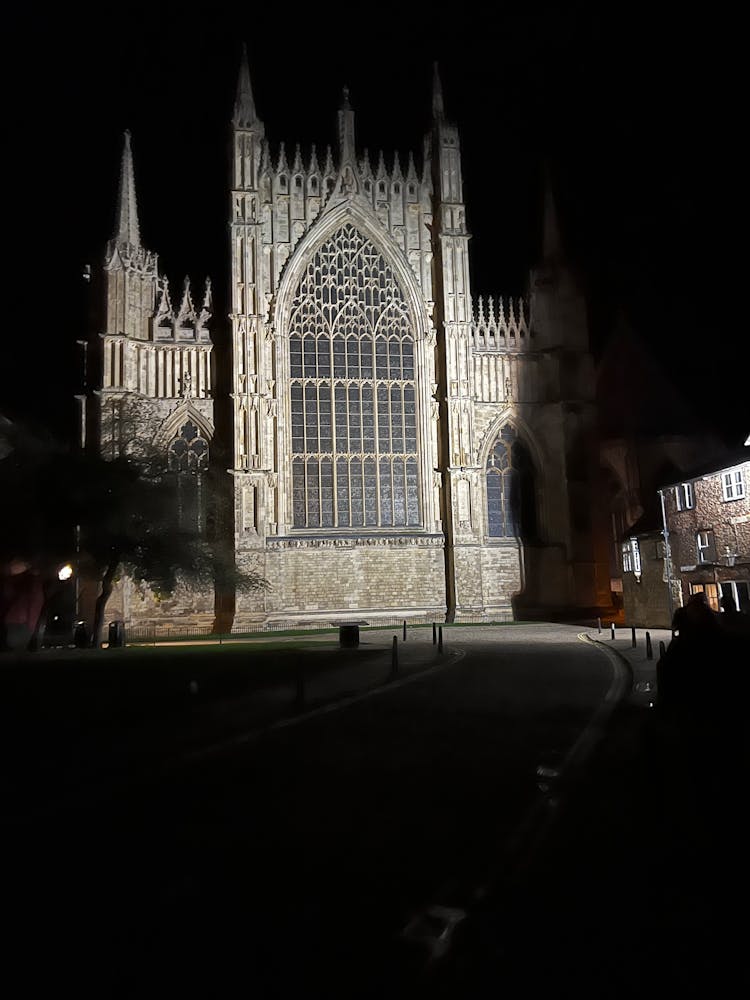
(431, 625), (747, 997)
(5, 624), (626, 998)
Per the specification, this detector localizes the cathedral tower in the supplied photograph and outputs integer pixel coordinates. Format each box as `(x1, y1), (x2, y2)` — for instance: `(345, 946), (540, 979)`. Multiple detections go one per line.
(94, 131), (217, 627)
(229, 52), (446, 627)
(88, 56), (613, 631)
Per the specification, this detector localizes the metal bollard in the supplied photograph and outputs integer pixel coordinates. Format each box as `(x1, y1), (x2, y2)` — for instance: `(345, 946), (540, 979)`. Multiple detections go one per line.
(597, 617), (602, 634)
(631, 626), (636, 648)
(403, 619), (407, 642)
(391, 635), (398, 678)
(659, 640), (666, 658)
(646, 631), (653, 660)
(610, 622), (615, 640)
(432, 622), (437, 645)
(438, 625), (444, 654)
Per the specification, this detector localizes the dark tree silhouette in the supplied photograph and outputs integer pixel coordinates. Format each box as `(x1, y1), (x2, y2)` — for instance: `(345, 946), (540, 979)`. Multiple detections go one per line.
(0, 419), (266, 647)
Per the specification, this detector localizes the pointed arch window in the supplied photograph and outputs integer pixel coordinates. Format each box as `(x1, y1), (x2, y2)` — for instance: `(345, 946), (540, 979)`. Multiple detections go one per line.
(167, 421), (209, 472)
(167, 421), (209, 532)
(288, 223), (420, 530)
(486, 425), (536, 539)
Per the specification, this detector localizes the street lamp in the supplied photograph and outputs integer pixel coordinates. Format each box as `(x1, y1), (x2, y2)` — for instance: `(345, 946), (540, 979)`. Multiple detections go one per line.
(58, 564), (73, 581)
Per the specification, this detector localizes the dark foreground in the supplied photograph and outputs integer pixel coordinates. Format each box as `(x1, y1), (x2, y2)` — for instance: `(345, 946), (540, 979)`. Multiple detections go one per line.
(3, 626), (748, 997)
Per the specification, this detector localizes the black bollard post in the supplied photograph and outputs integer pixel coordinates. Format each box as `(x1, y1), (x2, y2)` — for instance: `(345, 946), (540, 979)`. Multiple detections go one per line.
(391, 635), (398, 679)
(597, 617), (602, 634)
(403, 619), (407, 642)
(659, 640), (666, 658)
(610, 622), (615, 641)
(438, 625), (444, 654)
(631, 626), (636, 648)
(432, 622), (437, 645)
(646, 631), (653, 660)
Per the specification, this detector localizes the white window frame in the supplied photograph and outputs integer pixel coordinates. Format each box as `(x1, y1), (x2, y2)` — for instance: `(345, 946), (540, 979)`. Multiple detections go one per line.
(696, 530), (714, 563)
(675, 482), (694, 511)
(631, 537), (642, 576)
(621, 543), (633, 573)
(721, 467), (746, 502)
(719, 580), (749, 613)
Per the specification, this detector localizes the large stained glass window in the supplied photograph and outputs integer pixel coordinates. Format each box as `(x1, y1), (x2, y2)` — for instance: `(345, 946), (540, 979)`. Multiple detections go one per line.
(289, 224), (420, 529)
(486, 425), (536, 539)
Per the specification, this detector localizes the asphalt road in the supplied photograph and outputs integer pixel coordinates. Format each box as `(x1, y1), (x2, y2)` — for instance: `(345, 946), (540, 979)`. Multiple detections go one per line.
(5, 625), (624, 998)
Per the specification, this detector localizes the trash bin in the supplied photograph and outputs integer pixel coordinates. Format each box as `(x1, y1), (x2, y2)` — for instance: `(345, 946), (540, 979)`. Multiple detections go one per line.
(339, 624), (359, 648)
(73, 620), (89, 649)
(108, 620), (125, 648)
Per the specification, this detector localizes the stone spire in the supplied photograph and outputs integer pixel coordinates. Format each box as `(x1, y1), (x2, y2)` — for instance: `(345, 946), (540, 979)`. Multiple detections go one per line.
(233, 43), (259, 128)
(432, 62), (445, 121)
(176, 276), (196, 326)
(337, 86), (356, 166)
(542, 165), (564, 262)
(114, 131), (140, 247)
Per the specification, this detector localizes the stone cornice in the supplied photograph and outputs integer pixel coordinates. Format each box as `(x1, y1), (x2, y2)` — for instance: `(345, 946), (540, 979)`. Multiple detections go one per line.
(266, 533), (444, 550)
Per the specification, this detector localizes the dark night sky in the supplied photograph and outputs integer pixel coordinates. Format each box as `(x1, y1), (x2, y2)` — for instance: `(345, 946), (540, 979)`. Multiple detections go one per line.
(5, 4), (746, 445)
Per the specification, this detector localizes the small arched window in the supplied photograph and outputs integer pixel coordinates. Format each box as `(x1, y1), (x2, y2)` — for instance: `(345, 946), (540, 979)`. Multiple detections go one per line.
(393, 183), (400, 195)
(294, 175), (302, 189)
(279, 175), (287, 190)
(486, 425), (535, 539)
(310, 177), (318, 193)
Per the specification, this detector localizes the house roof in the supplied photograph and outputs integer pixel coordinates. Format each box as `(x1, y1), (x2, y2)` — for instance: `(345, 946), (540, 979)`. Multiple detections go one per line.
(659, 444), (750, 490)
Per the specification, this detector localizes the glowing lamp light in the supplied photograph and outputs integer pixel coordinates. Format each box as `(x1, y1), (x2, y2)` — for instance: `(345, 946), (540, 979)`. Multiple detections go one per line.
(58, 564), (74, 581)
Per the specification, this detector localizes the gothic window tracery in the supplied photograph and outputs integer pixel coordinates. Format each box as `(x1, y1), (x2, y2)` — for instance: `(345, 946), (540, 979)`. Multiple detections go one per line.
(486, 425), (535, 539)
(167, 421), (210, 532)
(167, 421), (209, 472)
(289, 223), (420, 529)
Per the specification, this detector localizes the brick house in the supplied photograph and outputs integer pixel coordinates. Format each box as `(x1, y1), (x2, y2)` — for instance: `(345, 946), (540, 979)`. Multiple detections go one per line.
(622, 440), (750, 627)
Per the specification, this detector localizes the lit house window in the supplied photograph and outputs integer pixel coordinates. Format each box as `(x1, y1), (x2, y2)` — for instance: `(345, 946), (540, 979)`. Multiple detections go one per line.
(288, 224), (420, 529)
(696, 529), (715, 563)
(690, 582), (720, 612)
(631, 537), (642, 576)
(675, 482), (694, 510)
(722, 467), (746, 501)
(622, 543), (633, 573)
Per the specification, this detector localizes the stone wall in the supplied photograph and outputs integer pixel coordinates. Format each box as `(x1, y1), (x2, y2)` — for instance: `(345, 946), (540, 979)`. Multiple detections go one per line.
(665, 464), (750, 573)
(234, 539), (447, 627)
(622, 533), (677, 629)
(104, 574), (215, 631)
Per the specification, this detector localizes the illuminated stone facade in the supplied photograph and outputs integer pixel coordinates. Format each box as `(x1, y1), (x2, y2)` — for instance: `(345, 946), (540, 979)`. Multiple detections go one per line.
(91, 57), (611, 629)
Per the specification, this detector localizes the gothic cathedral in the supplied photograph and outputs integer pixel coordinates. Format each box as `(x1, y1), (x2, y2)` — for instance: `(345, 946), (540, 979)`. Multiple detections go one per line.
(91, 54), (612, 630)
